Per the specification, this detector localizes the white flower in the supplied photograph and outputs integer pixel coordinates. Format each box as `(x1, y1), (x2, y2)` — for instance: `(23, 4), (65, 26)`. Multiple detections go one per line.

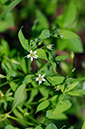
(47, 44), (53, 50)
(60, 34), (64, 38)
(36, 74), (46, 85)
(26, 50), (38, 61)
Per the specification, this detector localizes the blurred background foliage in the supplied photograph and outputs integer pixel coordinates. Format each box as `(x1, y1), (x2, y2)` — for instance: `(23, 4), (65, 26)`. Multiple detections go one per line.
(0, 0), (85, 128)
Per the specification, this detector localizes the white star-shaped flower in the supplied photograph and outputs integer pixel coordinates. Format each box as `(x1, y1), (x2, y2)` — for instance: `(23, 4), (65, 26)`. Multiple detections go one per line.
(26, 50), (38, 62)
(47, 44), (53, 50)
(36, 74), (46, 85)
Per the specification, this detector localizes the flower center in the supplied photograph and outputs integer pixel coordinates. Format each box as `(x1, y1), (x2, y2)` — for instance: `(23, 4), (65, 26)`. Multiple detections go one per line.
(39, 76), (42, 81)
(30, 53), (34, 57)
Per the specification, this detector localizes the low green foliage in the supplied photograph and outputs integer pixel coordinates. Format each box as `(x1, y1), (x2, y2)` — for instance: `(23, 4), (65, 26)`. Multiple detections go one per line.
(0, 0), (85, 129)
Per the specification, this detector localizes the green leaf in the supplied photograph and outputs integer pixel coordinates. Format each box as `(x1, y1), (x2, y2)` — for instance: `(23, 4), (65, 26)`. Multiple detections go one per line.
(18, 56), (27, 74)
(9, 81), (18, 91)
(39, 29), (50, 39)
(46, 110), (67, 120)
(57, 38), (83, 52)
(57, 1), (77, 28)
(47, 76), (65, 86)
(67, 82), (79, 92)
(55, 55), (69, 62)
(27, 89), (38, 103)
(34, 125), (43, 129)
(53, 100), (72, 114)
(46, 123), (58, 129)
(67, 89), (85, 96)
(34, 9), (49, 30)
(5, 125), (19, 129)
(59, 30), (79, 39)
(0, 0), (22, 20)
(36, 100), (50, 113)
(12, 84), (26, 109)
(82, 122), (85, 129)
(37, 48), (47, 60)
(22, 75), (32, 84)
(51, 62), (57, 73)
(18, 27), (29, 51)
(39, 86), (49, 98)
(0, 74), (6, 78)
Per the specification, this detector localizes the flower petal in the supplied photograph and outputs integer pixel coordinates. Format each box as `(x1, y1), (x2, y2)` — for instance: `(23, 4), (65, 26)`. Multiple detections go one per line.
(27, 54), (30, 58)
(39, 80), (42, 85)
(34, 51), (36, 54)
(36, 77), (39, 81)
(39, 74), (41, 77)
(42, 78), (46, 82)
(30, 50), (33, 53)
(31, 57), (33, 61)
(34, 55), (38, 59)
(42, 73), (46, 78)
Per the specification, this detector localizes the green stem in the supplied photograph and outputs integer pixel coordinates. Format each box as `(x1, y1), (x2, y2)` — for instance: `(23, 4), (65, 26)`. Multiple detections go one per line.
(8, 115), (36, 126)
(17, 106), (40, 125)
(38, 58), (53, 72)
(0, 0), (22, 20)
(0, 81), (8, 87)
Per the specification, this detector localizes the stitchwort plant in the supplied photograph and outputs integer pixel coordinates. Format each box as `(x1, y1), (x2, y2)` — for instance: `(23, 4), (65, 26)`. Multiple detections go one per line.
(0, 0), (85, 129)
(0, 27), (85, 129)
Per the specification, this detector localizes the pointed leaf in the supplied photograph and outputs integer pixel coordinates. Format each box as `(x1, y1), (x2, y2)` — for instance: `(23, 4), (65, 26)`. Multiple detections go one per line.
(46, 110), (67, 120)
(39, 29), (50, 39)
(55, 55), (69, 62)
(34, 125), (43, 129)
(67, 89), (85, 96)
(46, 123), (58, 129)
(12, 84), (26, 109)
(22, 75), (32, 84)
(67, 82), (79, 92)
(36, 100), (49, 113)
(18, 27), (29, 51)
(37, 48), (47, 60)
(47, 76), (65, 86)
(53, 100), (72, 114)
(5, 125), (19, 129)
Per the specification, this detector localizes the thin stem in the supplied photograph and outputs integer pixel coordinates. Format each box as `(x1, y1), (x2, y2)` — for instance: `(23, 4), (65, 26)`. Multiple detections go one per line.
(17, 106), (40, 125)
(0, 82), (8, 87)
(38, 58), (53, 72)
(0, 0), (22, 20)
(8, 115), (37, 126)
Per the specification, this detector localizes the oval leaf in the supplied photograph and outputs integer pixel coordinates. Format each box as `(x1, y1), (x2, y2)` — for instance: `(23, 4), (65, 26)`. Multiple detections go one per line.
(47, 76), (65, 86)
(59, 30), (79, 39)
(53, 100), (72, 114)
(37, 48), (47, 60)
(34, 125), (43, 129)
(67, 82), (79, 92)
(18, 27), (29, 51)
(12, 84), (26, 109)
(22, 75), (32, 84)
(55, 55), (69, 62)
(36, 100), (49, 113)
(5, 125), (19, 129)
(39, 29), (50, 39)
(67, 89), (85, 96)
(46, 123), (58, 129)
(46, 110), (67, 120)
